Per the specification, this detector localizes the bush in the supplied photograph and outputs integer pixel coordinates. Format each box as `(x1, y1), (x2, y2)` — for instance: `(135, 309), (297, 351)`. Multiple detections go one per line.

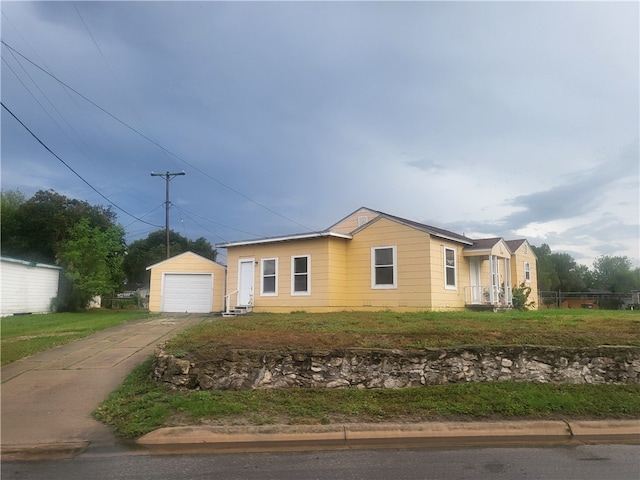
(512, 282), (535, 310)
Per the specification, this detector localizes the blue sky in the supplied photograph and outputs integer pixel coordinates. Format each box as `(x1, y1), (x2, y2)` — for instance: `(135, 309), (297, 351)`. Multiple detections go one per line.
(2, 1), (638, 267)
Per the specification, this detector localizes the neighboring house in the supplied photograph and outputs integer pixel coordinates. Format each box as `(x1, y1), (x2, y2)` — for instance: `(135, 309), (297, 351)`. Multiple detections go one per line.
(146, 251), (226, 313)
(217, 207), (538, 313)
(0, 256), (62, 316)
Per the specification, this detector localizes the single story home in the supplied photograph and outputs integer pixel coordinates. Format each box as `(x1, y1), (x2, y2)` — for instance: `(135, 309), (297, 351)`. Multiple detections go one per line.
(217, 207), (538, 313)
(1, 256), (62, 316)
(146, 251), (226, 313)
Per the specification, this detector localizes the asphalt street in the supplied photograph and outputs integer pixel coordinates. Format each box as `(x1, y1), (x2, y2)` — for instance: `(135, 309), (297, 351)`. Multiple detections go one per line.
(3, 444), (640, 480)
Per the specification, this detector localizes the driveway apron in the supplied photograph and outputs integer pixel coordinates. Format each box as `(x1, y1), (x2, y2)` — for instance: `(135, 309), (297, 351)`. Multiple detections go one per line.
(1, 315), (207, 457)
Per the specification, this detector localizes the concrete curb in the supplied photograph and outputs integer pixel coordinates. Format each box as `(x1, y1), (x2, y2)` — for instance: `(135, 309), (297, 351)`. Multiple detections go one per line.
(1, 441), (90, 461)
(136, 420), (640, 453)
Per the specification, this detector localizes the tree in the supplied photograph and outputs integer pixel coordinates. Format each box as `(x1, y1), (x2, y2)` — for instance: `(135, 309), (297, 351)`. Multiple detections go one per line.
(123, 230), (217, 285)
(531, 244), (560, 291)
(0, 189), (27, 256)
(1, 189), (117, 264)
(56, 218), (126, 311)
(592, 255), (640, 293)
(549, 252), (589, 292)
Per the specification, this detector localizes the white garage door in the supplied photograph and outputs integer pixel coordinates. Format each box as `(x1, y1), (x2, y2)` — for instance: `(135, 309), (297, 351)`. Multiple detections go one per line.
(162, 273), (213, 313)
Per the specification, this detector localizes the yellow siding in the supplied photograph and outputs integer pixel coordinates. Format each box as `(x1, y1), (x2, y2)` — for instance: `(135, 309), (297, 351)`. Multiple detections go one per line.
(225, 237), (347, 312)
(428, 239), (469, 310)
(330, 208), (380, 234)
(148, 252), (226, 313)
(510, 244), (539, 310)
(344, 217), (433, 309)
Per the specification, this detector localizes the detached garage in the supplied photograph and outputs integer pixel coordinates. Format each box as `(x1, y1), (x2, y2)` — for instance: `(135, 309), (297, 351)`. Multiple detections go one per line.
(146, 251), (226, 314)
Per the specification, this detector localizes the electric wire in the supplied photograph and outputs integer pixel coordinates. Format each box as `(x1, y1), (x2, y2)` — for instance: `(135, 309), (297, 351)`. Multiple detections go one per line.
(1, 40), (316, 232)
(1, 101), (163, 229)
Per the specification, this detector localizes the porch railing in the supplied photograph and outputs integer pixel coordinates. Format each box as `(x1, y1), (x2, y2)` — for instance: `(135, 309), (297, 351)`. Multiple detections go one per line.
(465, 285), (512, 306)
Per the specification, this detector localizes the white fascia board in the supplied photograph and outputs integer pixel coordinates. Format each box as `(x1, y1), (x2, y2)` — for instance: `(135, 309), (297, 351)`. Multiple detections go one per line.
(217, 231), (352, 248)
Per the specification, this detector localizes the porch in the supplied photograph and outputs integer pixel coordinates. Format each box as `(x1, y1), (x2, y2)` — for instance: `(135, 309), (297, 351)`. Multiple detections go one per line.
(464, 253), (513, 309)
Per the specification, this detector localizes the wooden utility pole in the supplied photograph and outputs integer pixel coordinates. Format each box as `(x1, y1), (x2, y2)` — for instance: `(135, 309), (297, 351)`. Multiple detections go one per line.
(151, 171), (185, 258)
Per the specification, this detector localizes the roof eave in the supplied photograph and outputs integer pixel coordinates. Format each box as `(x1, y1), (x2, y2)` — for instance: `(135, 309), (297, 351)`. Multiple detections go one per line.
(216, 231), (352, 248)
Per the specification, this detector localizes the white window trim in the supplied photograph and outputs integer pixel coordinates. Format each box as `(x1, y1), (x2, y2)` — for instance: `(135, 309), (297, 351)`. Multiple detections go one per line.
(524, 261), (531, 283)
(260, 257), (278, 296)
(371, 246), (398, 289)
(444, 247), (457, 290)
(291, 255), (311, 296)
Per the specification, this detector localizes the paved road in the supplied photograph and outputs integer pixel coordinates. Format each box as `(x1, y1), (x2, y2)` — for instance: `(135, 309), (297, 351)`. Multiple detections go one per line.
(0, 315), (208, 456)
(3, 444), (639, 480)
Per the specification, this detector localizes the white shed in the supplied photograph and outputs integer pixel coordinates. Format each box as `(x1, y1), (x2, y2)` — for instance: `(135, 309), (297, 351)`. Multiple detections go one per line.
(0, 257), (62, 316)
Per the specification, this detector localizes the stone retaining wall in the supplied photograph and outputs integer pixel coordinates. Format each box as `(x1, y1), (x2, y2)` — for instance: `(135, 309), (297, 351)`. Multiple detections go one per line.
(153, 345), (640, 390)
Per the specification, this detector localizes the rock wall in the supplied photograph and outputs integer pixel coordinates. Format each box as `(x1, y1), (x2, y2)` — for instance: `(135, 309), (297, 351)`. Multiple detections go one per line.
(153, 345), (640, 390)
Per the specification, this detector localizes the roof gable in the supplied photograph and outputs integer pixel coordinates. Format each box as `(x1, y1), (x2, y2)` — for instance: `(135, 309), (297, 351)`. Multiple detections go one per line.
(354, 210), (474, 245)
(146, 251), (224, 270)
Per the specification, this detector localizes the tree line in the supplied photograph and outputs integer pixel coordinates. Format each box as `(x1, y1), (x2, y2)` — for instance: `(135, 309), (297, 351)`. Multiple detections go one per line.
(1, 189), (217, 311)
(532, 244), (639, 294)
(1, 189), (638, 312)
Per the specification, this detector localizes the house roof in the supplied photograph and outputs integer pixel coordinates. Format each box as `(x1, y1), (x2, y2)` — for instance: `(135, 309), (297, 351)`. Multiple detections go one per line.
(464, 237), (505, 251)
(145, 251), (225, 270)
(216, 207), (534, 251)
(368, 209), (474, 245)
(215, 231), (353, 248)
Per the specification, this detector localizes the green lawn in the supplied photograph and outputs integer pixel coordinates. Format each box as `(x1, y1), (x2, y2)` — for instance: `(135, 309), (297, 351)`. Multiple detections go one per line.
(165, 310), (640, 359)
(1, 309), (151, 365)
(94, 310), (640, 438)
(95, 358), (640, 438)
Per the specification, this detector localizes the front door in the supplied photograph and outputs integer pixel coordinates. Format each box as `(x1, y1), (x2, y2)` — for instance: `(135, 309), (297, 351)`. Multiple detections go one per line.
(238, 259), (254, 306)
(470, 257), (482, 304)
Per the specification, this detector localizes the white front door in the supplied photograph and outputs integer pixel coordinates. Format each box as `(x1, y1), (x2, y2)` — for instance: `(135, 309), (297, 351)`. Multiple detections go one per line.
(470, 257), (482, 304)
(238, 259), (254, 306)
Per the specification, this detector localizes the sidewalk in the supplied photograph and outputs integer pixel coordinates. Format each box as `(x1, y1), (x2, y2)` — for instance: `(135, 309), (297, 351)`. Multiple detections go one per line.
(1, 315), (638, 460)
(1, 315), (207, 460)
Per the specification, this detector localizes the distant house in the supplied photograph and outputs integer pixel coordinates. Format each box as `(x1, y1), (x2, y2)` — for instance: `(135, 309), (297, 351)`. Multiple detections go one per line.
(217, 207), (538, 313)
(0, 256), (62, 316)
(146, 251), (226, 313)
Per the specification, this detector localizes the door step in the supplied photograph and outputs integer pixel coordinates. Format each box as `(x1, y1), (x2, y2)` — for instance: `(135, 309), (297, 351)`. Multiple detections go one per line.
(222, 306), (253, 317)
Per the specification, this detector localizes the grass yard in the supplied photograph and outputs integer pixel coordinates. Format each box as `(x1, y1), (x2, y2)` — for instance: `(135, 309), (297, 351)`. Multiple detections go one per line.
(95, 310), (640, 438)
(165, 309), (640, 360)
(1, 309), (151, 365)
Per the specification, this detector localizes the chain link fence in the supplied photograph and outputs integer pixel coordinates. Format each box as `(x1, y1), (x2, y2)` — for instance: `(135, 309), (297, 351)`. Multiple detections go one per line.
(538, 291), (639, 310)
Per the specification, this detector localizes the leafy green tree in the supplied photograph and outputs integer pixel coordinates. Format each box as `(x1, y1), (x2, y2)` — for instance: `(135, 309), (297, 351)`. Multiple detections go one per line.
(1, 189), (117, 264)
(592, 255), (640, 293)
(56, 218), (126, 311)
(0, 189), (27, 255)
(549, 252), (590, 292)
(531, 244), (560, 291)
(123, 230), (217, 285)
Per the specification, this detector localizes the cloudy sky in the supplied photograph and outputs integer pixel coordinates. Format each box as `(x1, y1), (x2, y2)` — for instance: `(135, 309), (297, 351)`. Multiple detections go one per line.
(2, 1), (638, 267)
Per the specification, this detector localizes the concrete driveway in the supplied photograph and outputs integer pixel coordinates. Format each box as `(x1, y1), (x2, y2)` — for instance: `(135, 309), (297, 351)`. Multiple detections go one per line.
(1, 315), (207, 459)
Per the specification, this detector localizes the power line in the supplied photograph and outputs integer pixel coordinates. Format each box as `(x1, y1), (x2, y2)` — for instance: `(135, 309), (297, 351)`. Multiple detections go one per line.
(1, 101), (162, 229)
(1, 40), (315, 232)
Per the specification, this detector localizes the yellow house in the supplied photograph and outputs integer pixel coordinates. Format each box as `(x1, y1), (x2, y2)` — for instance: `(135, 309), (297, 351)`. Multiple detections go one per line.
(217, 208), (538, 313)
(147, 251), (226, 313)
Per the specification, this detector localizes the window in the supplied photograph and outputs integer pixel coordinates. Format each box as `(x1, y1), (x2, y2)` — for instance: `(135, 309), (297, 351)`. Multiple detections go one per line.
(524, 262), (531, 282)
(261, 258), (277, 295)
(291, 255), (310, 295)
(357, 216), (368, 227)
(444, 247), (456, 289)
(372, 246), (397, 288)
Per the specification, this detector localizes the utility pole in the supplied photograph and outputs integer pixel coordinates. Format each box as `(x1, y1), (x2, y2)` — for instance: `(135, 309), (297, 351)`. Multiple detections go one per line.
(151, 170), (185, 258)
